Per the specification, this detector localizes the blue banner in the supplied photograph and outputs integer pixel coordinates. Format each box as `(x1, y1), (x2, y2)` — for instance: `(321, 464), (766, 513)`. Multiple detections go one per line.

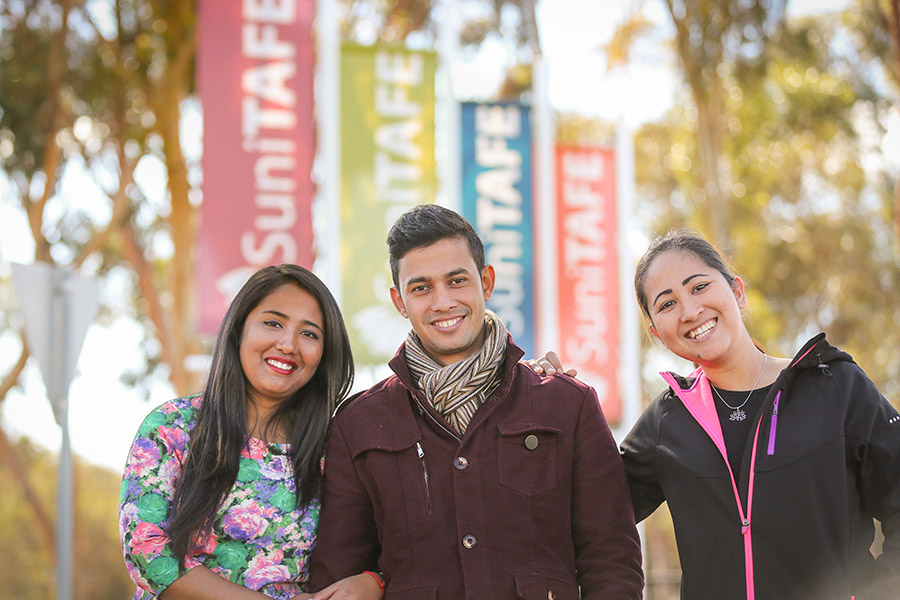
(460, 102), (535, 357)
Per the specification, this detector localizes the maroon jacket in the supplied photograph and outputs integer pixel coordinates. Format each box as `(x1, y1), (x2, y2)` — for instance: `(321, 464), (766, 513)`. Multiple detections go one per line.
(309, 339), (643, 599)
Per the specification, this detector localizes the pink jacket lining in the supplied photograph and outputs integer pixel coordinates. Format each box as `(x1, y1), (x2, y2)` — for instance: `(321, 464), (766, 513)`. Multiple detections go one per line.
(661, 368), (763, 600)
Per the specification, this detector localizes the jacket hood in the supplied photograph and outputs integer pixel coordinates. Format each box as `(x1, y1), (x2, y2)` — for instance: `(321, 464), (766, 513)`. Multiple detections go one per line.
(787, 332), (852, 371)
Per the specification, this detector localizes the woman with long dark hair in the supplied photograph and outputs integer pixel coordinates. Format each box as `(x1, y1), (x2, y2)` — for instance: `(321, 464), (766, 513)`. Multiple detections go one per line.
(119, 265), (382, 599)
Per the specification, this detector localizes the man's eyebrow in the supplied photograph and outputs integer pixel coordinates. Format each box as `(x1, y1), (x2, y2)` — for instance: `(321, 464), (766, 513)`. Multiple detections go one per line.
(403, 267), (472, 287)
(445, 268), (470, 278)
(403, 275), (430, 287)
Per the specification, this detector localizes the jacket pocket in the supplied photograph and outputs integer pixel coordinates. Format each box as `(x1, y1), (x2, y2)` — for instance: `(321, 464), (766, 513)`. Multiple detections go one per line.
(352, 435), (433, 521)
(498, 423), (560, 497)
(514, 573), (579, 600)
(385, 586), (438, 600)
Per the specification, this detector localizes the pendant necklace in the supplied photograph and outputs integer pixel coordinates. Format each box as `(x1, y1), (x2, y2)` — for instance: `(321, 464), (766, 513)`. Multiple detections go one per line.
(711, 353), (768, 422)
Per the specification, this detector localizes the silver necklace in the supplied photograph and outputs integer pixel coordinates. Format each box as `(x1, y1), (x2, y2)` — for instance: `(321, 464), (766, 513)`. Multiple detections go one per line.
(711, 353), (768, 422)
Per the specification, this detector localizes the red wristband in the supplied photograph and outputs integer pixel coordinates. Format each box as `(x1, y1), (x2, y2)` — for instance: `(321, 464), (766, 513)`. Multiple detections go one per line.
(363, 571), (385, 597)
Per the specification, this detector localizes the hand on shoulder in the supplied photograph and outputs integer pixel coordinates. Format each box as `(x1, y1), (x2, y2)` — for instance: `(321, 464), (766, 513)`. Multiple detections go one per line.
(525, 350), (578, 378)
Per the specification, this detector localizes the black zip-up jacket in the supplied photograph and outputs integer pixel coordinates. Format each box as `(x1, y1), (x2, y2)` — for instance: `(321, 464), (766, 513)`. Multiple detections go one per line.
(621, 333), (900, 599)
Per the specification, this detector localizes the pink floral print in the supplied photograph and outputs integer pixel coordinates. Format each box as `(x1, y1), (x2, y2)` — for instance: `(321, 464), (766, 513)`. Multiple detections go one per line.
(118, 396), (319, 599)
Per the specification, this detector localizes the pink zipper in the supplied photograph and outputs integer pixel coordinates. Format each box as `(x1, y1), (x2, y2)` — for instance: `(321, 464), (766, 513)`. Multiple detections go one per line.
(742, 415), (765, 600)
(662, 370), (763, 600)
(767, 390), (781, 456)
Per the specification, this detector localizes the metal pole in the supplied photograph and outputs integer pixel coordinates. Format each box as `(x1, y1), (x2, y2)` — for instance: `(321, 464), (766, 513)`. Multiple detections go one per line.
(437, 0), (461, 211)
(57, 409), (73, 600)
(614, 116), (646, 590)
(533, 54), (558, 353)
(52, 271), (73, 600)
(316, 0), (341, 303)
(614, 115), (641, 438)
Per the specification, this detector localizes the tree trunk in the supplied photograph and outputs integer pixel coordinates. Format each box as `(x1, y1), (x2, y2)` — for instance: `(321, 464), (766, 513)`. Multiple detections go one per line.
(663, 0), (732, 247)
(888, 0), (900, 255)
(693, 81), (730, 246)
(0, 345), (55, 560)
(142, 3), (201, 395)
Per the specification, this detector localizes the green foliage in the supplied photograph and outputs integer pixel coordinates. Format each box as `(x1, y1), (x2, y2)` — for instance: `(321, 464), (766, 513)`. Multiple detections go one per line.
(605, 9), (654, 71)
(0, 1), (61, 178)
(555, 113), (616, 147)
(632, 5), (900, 402)
(0, 437), (133, 599)
(341, 0), (540, 100)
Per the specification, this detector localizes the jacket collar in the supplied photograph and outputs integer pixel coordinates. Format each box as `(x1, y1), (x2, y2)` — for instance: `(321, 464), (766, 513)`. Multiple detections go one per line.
(661, 367), (726, 453)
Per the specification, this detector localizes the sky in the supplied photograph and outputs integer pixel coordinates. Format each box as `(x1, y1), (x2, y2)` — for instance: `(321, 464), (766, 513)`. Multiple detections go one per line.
(0, 0), (863, 473)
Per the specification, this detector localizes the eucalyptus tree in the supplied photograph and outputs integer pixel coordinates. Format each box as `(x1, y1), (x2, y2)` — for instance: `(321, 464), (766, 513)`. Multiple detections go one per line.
(0, 0), (199, 572)
(628, 4), (900, 399)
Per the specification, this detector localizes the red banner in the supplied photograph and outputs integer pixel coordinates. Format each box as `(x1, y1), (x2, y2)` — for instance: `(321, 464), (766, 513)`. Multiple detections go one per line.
(197, 0), (316, 333)
(555, 146), (620, 422)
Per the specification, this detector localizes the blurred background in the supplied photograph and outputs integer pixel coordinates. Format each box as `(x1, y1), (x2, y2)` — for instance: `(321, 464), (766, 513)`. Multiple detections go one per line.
(1, 0), (898, 598)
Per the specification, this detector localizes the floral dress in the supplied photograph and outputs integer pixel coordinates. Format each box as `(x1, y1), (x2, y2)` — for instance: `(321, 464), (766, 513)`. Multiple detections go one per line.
(119, 395), (319, 599)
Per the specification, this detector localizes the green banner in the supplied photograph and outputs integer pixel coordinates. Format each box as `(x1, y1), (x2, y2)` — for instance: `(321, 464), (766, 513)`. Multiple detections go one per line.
(340, 44), (437, 367)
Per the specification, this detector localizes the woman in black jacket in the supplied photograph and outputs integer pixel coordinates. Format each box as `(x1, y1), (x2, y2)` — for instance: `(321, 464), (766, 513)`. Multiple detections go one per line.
(619, 229), (900, 599)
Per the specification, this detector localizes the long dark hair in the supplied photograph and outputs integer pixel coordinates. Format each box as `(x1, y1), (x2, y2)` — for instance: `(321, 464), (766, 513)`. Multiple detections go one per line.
(168, 264), (354, 565)
(634, 229), (738, 321)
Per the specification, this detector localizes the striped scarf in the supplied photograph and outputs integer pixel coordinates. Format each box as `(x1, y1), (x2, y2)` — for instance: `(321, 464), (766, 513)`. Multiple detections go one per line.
(404, 310), (508, 435)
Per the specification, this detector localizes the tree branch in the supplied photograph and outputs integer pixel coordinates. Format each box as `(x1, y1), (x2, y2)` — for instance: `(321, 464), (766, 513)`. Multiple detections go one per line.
(26, 0), (75, 263)
(73, 154), (138, 269)
(119, 220), (186, 393)
(0, 337), (28, 401)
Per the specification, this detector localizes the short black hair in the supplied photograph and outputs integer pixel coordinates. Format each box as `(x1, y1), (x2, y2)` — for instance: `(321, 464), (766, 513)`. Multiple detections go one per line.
(387, 204), (485, 288)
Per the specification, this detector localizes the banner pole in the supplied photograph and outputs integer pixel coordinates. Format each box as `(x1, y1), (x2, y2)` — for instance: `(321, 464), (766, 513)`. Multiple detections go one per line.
(533, 55), (558, 354)
(438, 0), (461, 211)
(614, 116), (641, 441)
(316, 0), (341, 303)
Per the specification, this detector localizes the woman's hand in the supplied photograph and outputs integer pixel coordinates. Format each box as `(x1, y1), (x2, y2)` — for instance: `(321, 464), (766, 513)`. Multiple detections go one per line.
(525, 351), (578, 377)
(307, 572), (383, 600)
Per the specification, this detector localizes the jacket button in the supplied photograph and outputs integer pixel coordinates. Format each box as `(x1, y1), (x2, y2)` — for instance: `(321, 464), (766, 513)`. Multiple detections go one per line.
(454, 456), (469, 470)
(462, 534), (477, 549)
(524, 434), (539, 450)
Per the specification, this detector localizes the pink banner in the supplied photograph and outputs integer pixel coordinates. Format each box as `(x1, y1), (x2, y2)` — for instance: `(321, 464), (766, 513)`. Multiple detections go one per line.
(197, 0), (316, 333)
(555, 146), (620, 422)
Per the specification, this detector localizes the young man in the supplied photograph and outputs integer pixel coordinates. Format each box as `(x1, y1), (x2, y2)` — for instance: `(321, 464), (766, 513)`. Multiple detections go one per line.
(309, 205), (643, 599)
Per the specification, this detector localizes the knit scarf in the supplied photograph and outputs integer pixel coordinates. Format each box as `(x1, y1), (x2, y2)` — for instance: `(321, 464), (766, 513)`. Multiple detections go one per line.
(404, 310), (508, 436)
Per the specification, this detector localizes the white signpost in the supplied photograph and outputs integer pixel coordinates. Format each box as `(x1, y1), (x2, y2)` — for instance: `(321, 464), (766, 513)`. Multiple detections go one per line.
(11, 262), (99, 600)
